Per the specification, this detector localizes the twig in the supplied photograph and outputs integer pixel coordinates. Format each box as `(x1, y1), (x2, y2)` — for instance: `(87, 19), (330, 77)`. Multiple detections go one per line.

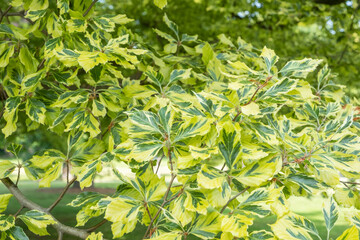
(220, 187), (250, 213)
(66, 161), (70, 184)
(244, 76), (272, 106)
(155, 154), (165, 175)
(145, 202), (153, 220)
(86, 219), (107, 232)
(13, 206), (24, 217)
(0, 6), (12, 23)
(47, 177), (77, 212)
(1, 177), (89, 239)
(220, 162), (226, 171)
(37, 59), (46, 71)
(143, 174), (177, 239)
(83, 0), (98, 17)
(341, 181), (360, 185)
(233, 76), (272, 121)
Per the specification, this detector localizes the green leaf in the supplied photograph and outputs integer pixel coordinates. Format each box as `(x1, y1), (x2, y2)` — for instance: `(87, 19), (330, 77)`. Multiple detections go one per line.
(57, 0), (70, 14)
(260, 78), (297, 99)
(168, 69), (191, 86)
(77, 160), (102, 189)
(104, 196), (141, 223)
(2, 96), (21, 137)
(93, 17), (116, 32)
(18, 210), (56, 236)
(271, 214), (315, 240)
(154, 0), (167, 9)
(6, 226), (29, 240)
(189, 212), (222, 239)
(21, 71), (45, 92)
(68, 192), (105, 207)
(6, 143), (22, 158)
(279, 58), (322, 78)
(336, 226), (359, 240)
(322, 197), (339, 236)
(260, 46), (279, 74)
(86, 232), (103, 240)
(163, 14), (179, 40)
(0, 161), (16, 178)
(235, 156), (281, 187)
(77, 51), (108, 72)
(218, 127), (241, 169)
(25, 98), (46, 124)
(0, 194), (12, 213)
(0, 214), (15, 231)
(66, 18), (87, 33)
(0, 43), (15, 68)
(173, 116), (210, 142)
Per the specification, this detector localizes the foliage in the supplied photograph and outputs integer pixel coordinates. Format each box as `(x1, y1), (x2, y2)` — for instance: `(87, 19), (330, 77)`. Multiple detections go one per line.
(95, 0), (360, 97)
(0, 0), (360, 239)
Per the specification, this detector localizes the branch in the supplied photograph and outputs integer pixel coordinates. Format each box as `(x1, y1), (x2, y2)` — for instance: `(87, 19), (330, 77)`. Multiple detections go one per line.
(1, 177), (89, 239)
(244, 76), (272, 106)
(143, 174), (177, 239)
(83, 0), (98, 17)
(86, 219), (107, 232)
(48, 176), (77, 212)
(13, 206), (25, 217)
(0, 6), (12, 23)
(220, 187), (250, 214)
(37, 58), (46, 71)
(233, 76), (272, 121)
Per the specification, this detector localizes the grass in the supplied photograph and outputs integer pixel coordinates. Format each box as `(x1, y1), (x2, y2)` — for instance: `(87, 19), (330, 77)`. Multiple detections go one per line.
(0, 180), (350, 239)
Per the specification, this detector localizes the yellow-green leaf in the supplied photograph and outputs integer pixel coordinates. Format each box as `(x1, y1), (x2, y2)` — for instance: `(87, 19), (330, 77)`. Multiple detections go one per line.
(18, 210), (56, 236)
(0, 194), (12, 213)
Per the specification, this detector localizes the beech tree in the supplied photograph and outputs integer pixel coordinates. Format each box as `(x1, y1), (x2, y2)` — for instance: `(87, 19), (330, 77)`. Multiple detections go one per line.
(0, 0), (360, 240)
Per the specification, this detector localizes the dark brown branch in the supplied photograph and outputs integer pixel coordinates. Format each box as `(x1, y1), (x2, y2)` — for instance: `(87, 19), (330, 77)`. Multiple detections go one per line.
(86, 219), (107, 232)
(0, 6), (12, 23)
(1, 177), (89, 239)
(220, 187), (250, 213)
(143, 174), (177, 239)
(83, 0), (98, 17)
(48, 177), (77, 212)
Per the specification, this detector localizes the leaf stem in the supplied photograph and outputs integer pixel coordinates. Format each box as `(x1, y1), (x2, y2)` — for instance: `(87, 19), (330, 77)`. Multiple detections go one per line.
(86, 219), (107, 232)
(15, 166), (21, 186)
(220, 187), (250, 213)
(13, 205), (24, 217)
(143, 173), (177, 239)
(83, 0), (98, 17)
(48, 177), (77, 212)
